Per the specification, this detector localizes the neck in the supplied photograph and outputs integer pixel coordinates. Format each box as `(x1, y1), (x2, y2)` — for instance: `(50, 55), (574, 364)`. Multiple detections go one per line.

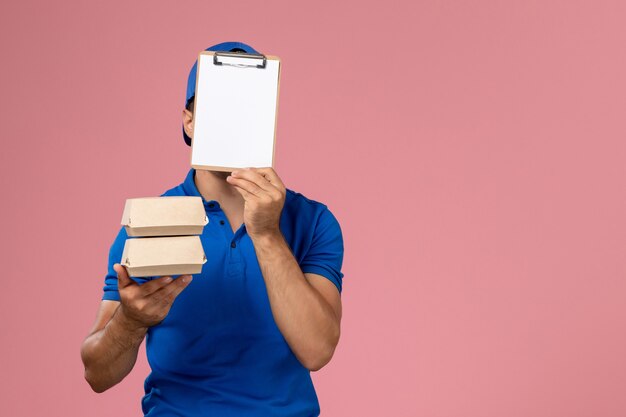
(194, 169), (244, 206)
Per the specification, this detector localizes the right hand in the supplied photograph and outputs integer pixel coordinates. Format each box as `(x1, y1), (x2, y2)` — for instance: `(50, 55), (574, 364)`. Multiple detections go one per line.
(113, 263), (193, 330)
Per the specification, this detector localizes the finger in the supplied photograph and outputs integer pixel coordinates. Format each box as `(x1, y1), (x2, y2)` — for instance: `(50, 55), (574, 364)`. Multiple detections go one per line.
(255, 167), (286, 191)
(226, 176), (264, 197)
(158, 275), (193, 301)
(114, 263), (135, 289)
(230, 169), (275, 192)
(137, 275), (174, 296)
(230, 183), (255, 200)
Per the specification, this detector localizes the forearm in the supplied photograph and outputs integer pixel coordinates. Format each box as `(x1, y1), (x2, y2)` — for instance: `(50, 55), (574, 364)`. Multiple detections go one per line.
(81, 306), (148, 392)
(251, 231), (340, 371)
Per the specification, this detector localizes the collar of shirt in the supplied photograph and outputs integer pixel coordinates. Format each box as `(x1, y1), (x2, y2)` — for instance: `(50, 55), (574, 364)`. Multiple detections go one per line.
(180, 168), (224, 213)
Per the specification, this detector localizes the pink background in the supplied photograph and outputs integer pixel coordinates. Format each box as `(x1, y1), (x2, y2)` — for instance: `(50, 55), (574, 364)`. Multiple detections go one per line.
(1, 1), (625, 416)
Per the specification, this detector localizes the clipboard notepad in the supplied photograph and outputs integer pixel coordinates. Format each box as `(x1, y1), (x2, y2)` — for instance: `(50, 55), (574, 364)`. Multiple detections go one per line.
(190, 51), (281, 172)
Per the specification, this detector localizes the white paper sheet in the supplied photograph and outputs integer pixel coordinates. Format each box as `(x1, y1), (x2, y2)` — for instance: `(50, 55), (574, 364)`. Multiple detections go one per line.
(191, 52), (280, 171)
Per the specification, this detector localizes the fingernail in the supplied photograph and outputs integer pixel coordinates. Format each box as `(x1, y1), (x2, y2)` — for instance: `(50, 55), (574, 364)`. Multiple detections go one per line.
(232, 171), (238, 176)
(182, 275), (193, 283)
(164, 277), (173, 283)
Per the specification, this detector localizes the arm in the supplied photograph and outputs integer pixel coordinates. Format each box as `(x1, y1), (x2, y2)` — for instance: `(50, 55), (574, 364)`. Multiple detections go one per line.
(252, 231), (341, 371)
(227, 168), (342, 371)
(80, 300), (147, 393)
(81, 265), (193, 392)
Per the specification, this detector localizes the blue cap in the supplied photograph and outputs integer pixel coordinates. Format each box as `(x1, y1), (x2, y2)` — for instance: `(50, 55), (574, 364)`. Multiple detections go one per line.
(183, 41), (259, 146)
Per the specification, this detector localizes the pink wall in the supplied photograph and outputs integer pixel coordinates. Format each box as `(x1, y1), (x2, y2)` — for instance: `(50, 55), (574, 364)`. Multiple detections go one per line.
(1, 1), (625, 416)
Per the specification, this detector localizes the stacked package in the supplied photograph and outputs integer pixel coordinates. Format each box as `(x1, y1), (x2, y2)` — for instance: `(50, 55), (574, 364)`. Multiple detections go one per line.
(120, 197), (208, 277)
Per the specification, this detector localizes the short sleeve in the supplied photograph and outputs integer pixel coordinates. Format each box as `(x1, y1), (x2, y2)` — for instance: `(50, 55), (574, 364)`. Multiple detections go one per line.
(300, 207), (345, 294)
(102, 226), (128, 301)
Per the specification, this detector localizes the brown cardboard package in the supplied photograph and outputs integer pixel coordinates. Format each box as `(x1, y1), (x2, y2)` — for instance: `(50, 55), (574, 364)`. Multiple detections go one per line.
(121, 235), (207, 277)
(121, 196), (208, 237)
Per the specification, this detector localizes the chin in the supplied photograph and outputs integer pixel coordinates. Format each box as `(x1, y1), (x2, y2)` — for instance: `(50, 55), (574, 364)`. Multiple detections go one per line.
(212, 171), (231, 179)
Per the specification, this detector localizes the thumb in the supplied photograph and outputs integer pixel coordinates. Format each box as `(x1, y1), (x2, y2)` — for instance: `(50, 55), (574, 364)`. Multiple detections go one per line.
(114, 263), (135, 289)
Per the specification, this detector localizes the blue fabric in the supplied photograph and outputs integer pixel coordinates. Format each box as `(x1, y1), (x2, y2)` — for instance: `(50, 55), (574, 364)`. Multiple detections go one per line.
(102, 168), (344, 416)
(182, 41), (259, 146)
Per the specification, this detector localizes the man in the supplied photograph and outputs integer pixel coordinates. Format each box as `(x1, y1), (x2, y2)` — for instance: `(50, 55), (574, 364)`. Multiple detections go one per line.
(80, 41), (345, 417)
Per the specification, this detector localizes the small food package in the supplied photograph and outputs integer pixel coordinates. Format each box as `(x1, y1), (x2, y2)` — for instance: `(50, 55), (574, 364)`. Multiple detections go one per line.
(119, 196), (209, 277)
(121, 196), (208, 237)
(121, 235), (207, 277)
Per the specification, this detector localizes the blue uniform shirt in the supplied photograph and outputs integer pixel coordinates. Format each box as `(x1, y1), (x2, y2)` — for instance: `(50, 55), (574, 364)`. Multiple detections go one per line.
(102, 168), (344, 416)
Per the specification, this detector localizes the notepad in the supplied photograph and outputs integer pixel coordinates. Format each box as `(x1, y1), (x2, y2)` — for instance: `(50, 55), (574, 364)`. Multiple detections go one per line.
(190, 51), (281, 171)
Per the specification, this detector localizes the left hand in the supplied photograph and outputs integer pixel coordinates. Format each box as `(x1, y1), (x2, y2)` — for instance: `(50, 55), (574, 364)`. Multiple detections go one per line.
(226, 167), (286, 239)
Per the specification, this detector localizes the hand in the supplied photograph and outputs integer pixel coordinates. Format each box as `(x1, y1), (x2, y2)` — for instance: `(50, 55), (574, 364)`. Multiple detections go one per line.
(226, 167), (286, 239)
(113, 264), (193, 330)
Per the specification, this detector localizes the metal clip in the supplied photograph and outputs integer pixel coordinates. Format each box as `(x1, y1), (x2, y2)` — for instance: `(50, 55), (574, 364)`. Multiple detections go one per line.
(213, 52), (267, 69)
